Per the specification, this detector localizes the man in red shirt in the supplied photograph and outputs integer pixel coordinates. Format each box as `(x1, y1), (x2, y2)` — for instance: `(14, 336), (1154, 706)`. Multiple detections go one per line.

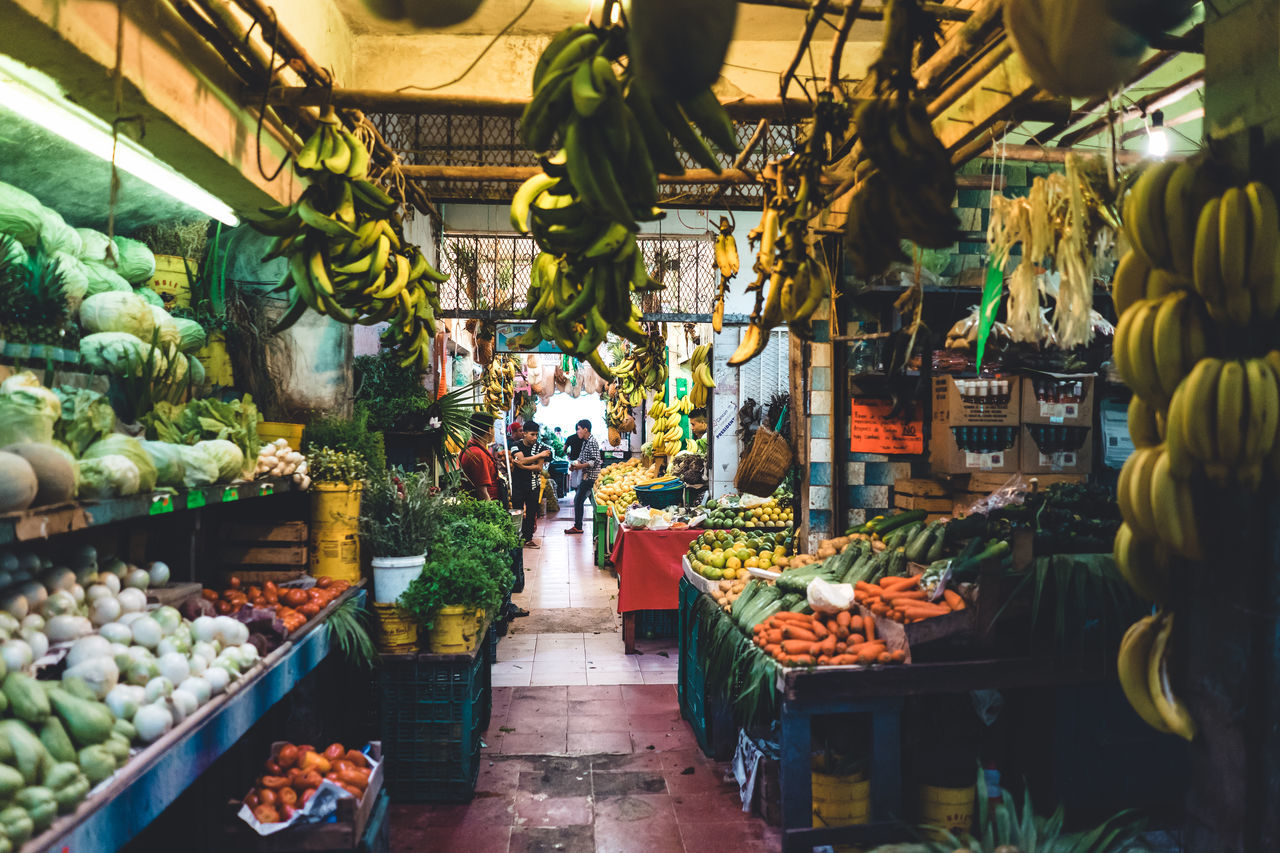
(460, 412), (500, 501)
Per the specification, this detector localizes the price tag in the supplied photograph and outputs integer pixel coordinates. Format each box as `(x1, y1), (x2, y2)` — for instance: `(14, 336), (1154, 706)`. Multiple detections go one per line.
(148, 495), (173, 515)
(260, 482), (274, 497)
(222, 487), (239, 503)
(186, 490), (206, 510)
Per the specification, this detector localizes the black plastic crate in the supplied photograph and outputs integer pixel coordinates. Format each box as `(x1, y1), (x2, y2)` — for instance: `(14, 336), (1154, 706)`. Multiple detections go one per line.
(637, 608), (679, 640)
(378, 641), (491, 803)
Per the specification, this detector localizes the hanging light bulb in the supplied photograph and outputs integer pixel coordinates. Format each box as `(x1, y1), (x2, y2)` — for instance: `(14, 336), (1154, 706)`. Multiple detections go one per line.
(1147, 109), (1169, 159)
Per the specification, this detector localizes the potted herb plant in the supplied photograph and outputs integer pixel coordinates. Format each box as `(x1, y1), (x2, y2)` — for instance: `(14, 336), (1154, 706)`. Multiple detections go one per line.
(359, 469), (439, 605)
(306, 447), (369, 582)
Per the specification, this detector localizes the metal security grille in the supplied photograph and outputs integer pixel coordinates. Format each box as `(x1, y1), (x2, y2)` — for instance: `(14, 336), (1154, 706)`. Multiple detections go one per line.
(736, 327), (791, 409)
(437, 233), (718, 318)
(370, 113), (799, 208)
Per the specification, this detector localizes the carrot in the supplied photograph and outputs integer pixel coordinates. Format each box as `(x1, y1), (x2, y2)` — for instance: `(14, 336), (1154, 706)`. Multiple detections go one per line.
(880, 574), (921, 589)
(761, 644), (782, 657)
(864, 618), (876, 642)
(897, 602), (951, 618)
(877, 652), (894, 664)
(884, 589), (928, 602)
(857, 643), (887, 663)
(784, 626), (818, 642)
(771, 611), (814, 624)
(810, 620), (829, 640)
(834, 625), (850, 641)
(890, 649), (907, 662)
(787, 655), (814, 666)
(765, 629), (783, 645)
(827, 654), (859, 666)
(836, 610), (851, 629)
(846, 633), (864, 646)
(850, 615), (863, 633)
(781, 640), (813, 655)
(819, 636), (837, 656)
(943, 590), (966, 611)
(854, 581), (878, 594)
(817, 655), (830, 665)
(834, 642), (846, 654)
(871, 604), (888, 616)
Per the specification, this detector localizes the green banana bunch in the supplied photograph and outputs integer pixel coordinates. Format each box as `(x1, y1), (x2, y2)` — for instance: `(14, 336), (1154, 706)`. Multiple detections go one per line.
(612, 331), (668, 408)
(480, 354), (522, 416)
(731, 94), (849, 365)
(250, 111), (447, 372)
(512, 21), (739, 362)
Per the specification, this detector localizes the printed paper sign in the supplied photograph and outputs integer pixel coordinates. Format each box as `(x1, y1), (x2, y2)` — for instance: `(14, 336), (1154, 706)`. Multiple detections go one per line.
(849, 398), (924, 454)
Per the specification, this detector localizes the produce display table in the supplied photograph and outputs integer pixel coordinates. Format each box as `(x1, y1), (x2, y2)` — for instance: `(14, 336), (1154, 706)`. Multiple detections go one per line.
(776, 657), (1106, 852)
(594, 504), (608, 567)
(611, 524), (702, 653)
(27, 585), (366, 853)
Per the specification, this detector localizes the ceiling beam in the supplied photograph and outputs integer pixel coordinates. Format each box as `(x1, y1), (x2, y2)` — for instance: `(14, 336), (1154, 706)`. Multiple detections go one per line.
(398, 165), (760, 184)
(264, 87), (845, 120)
(975, 143), (1166, 165)
(737, 0), (973, 22)
(1056, 69), (1204, 148)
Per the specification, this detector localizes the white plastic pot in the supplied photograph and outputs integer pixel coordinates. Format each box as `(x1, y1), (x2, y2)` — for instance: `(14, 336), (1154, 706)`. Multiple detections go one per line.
(371, 554), (426, 604)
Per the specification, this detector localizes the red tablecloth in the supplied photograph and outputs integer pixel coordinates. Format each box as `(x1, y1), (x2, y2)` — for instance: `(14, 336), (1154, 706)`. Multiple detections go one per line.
(612, 525), (703, 612)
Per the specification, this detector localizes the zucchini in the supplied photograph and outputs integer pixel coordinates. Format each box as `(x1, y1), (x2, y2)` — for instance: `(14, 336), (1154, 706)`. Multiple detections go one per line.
(925, 524), (947, 562)
(905, 522), (937, 563)
(951, 540), (1011, 581)
(870, 510), (928, 535)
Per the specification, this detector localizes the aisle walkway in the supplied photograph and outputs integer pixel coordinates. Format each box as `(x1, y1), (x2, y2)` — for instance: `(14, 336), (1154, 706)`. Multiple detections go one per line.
(389, 500), (781, 852)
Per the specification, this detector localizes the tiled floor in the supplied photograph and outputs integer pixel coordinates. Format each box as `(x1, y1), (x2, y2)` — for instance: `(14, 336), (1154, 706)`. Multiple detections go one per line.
(389, 685), (781, 852)
(388, 502), (779, 851)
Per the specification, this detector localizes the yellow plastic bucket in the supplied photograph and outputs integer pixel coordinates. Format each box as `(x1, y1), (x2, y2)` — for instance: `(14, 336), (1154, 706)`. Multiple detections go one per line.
(427, 605), (481, 654)
(811, 769), (870, 827)
(197, 330), (235, 387)
(258, 421), (305, 450)
(310, 482), (362, 581)
(146, 255), (193, 309)
(918, 784), (975, 839)
(371, 602), (417, 653)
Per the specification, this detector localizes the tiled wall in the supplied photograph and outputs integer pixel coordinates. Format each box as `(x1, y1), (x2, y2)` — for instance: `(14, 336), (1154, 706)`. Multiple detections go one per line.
(804, 312), (835, 551)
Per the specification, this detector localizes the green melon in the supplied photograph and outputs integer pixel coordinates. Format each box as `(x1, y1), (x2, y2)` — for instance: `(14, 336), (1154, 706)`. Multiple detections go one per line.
(1, 444), (76, 507)
(0, 452), (38, 513)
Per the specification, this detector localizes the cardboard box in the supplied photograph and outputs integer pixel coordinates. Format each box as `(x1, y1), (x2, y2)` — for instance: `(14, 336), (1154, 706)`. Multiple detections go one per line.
(966, 471), (1087, 492)
(893, 493), (954, 512)
(1021, 374), (1095, 426)
(893, 477), (949, 497)
(1020, 424), (1093, 474)
(929, 423), (1020, 475)
(932, 375), (1021, 427)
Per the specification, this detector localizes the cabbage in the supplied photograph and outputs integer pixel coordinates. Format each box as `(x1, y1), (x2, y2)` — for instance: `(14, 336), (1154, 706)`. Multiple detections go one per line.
(0, 372), (60, 420)
(76, 229), (112, 263)
(167, 351), (189, 387)
(0, 181), (45, 246)
(194, 439), (244, 483)
(79, 291), (156, 340)
(147, 305), (180, 349)
(55, 252), (90, 309)
(141, 441), (187, 488)
(37, 208), (81, 257)
(111, 236), (156, 284)
(0, 390), (57, 446)
(173, 319), (207, 354)
(83, 435), (157, 492)
(187, 356), (206, 389)
(77, 455), (141, 498)
(82, 261), (132, 297)
(53, 387), (115, 457)
(180, 444), (219, 487)
(79, 331), (158, 377)
(135, 286), (164, 308)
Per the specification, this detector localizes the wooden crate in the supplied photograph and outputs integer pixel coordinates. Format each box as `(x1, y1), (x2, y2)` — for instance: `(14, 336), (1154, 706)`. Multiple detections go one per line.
(147, 583), (202, 607)
(893, 494), (954, 513)
(893, 477), (949, 498)
(220, 743), (383, 851)
(219, 521), (309, 580)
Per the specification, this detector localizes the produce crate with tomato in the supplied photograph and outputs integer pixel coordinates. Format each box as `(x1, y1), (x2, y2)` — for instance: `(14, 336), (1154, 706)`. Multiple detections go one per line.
(196, 576), (354, 637)
(225, 741), (384, 848)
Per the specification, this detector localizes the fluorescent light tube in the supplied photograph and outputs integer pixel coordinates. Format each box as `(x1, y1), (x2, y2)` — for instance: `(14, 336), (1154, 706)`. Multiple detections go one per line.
(0, 57), (239, 226)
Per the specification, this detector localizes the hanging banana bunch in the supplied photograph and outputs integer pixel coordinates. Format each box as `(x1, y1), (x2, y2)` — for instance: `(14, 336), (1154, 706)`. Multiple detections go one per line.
(712, 216), (738, 333)
(688, 342), (715, 408)
(648, 394), (691, 457)
(481, 354), (521, 416)
(510, 20), (739, 359)
(730, 93), (848, 365)
(613, 330), (668, 408)
(251, 109), (448, 371)
(842, 0), (960, 278)
(1111, 156), (1280, 743)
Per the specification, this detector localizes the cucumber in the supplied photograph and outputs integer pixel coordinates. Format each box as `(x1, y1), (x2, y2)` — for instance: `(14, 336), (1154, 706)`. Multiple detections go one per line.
(925, 525), (947, 562)
(870, 510), (928, 535)
(905, 522), (937, 563)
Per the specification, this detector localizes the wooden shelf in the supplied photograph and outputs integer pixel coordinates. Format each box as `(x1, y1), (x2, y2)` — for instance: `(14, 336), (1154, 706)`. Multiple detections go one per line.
(0, 479), (298, 546)
(27, 584), (366, 853)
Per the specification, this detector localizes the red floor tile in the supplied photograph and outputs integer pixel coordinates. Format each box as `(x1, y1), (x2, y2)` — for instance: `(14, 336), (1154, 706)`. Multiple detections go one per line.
(503, 711), (570, 735)
(568, 684), (621, 701)
(671, 789), (750, 822)
(514, 790), (594, 826)
(630, 727), (700, 753)
(626, 711), (683, 729)
(566, 731), (633, 755)
(620, 684), (678, 704)
(568, 714), (633, 733)
(508, 825), (595, 853)
(676, 819), (772, 849)
(395, 820), (513, 852)
(663, 765), (738, 795)
(569, 698), (628, 717)
(512, 685), (570, 702)
(593, 794), (684, 853)
(410, 793), (516, 828)
(501, 732), (568, 755)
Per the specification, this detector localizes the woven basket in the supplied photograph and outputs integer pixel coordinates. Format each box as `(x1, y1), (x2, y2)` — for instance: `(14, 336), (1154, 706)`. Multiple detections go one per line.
(735, 426), (793, 496)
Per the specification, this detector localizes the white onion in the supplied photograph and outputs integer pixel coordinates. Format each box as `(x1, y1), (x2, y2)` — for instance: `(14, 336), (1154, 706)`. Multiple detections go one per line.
(69, 583), (85, 604)
(45, 614), (92, 642)
(203, 665), (230, 694)
(157, 652), (190, 685)
(212, 616), (242, 646)
(133, 703), (173, 743)
(191, 640), (218, 661)
(191, 617), (217, 645)
(125, 569), (150, 590)
(0, 613), (20, 635)
(130, 616), (163, 649)
(178, 676), (211, 706)
(116, 587), (147, 613)
(117, 612), (144, 626)
(86, 584), (113, 602)
(0, 592), (28, 620)
(66, 635), (112, 668)
(64, 657), (119, 699)
(100, 573), (121, 595)
(0, 639), (33, 671)
(90, 596), (121, 627)
(144, 676), (173, 703)
(106, 684), (140, 720)
(152, 606), (182, 635)
(169, 689), (197, 722)
(21, 629), (48, 661)
(147, 562), (170, 586)
(188, 652), (208, 676)
(99, 623), (133, 645)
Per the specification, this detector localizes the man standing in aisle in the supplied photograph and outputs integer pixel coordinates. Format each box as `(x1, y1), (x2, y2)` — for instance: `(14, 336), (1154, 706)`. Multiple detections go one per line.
(459, 412), (500, 502)
(565, 419), (601, 535)
(512, 421), (551, 548)
(564, 424), (585, 462)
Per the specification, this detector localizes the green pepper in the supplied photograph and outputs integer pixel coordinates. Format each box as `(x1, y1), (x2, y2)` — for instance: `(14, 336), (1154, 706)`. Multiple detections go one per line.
(53, 776), (90, 813)
(0, 806), (31, 845)
(14, 786), (56, 831)
(0, 766), (21, 801)
(43, 761), (82, 792)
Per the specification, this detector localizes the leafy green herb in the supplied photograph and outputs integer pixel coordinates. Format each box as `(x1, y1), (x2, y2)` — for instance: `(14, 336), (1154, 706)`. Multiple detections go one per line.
(327, 598), (378, 669)
(303, 407), (386, 475)
(360, 469), (440, 557)
(140, 393), (260, 474)
(308, 448), (368, 484)
(354, 349), (436, 433)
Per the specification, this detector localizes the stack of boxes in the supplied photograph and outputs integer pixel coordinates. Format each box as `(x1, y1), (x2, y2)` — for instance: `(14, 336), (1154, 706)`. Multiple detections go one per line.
(1019, 374), (1094, 474)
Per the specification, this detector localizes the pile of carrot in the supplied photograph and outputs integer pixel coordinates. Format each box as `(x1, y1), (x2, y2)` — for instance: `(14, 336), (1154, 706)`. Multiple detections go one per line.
(751, 610), (907, 667)
(854, 574), (966, 623)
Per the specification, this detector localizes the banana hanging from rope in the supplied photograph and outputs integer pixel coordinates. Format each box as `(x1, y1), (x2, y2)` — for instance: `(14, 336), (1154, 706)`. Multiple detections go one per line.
(687, 342), (716, 408)
(712, 216), (738, 333)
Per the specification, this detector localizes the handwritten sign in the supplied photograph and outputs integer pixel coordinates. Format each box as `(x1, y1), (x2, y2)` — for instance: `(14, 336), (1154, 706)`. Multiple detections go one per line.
(850, 397), (924, 454)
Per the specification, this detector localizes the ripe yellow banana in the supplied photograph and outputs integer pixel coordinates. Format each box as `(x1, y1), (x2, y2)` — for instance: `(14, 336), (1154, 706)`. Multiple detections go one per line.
(1127, 395), (1163, 449)
(1113, 523), (1170, 604)
(1193, 197), (1224, 317)
(1118, 613), (1173, 735)
(1112, 250), (1150, 317)
(1146, 614), (1196, 741)
(1246, 181), (1280, 319)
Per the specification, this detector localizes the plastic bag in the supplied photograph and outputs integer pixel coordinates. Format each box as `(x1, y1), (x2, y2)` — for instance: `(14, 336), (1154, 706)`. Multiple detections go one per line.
(624, 506), (653, 529)
(806, 577), (855, 613)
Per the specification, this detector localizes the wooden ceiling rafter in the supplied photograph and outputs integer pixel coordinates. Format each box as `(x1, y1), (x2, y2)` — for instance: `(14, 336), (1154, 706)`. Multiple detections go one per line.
(738, 0), (974, 22)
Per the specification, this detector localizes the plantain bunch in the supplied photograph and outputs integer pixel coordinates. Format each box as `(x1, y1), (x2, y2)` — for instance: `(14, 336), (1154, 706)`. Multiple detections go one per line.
(251, 109), (447, 371)
(510, 21), (739, 359)
(612, 330), (669, 408)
